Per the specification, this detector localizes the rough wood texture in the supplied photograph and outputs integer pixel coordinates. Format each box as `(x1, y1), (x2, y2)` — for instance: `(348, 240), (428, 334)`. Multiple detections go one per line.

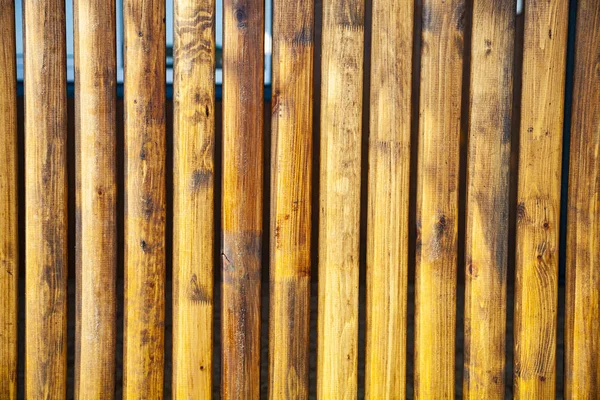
(514, 0), (568, 397)
(0, 0), (18, 397)
(172, 0), (215, 396)
(73, 0), (117, 397)
(463, 1), (514, 398)
(565, 1), (600, 398)
(221, 0), (264, 397)
(365, 0), (412, 397)
(414, 0), (464, 397)
(123, 0), (167, 396)
(268, 0), (314, 397)
(23, 0), (69, 396)
(317, 0), (364, 397)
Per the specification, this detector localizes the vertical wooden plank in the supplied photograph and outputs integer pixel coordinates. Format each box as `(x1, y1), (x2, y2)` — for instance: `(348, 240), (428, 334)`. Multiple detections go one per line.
(317, 0), (364, 397)
(23, 0), (68, 396)
(564, 1), (600, 397)
(123, 0), (167, 395)
(268, 0), (314, 397)
(513, 0), (568, 396)
(0, 0), (18, 397)
(463, 1), (514, 398)
(73, 0), (118, 397)
(414, 0), (464, 397)
(172, 0), (215, 395)
(221, 0), (264, 396)
(365, 0), (412, 397)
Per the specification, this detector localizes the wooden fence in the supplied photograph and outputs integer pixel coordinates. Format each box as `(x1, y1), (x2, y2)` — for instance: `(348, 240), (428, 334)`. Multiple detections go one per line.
(0, 0), (598, 398)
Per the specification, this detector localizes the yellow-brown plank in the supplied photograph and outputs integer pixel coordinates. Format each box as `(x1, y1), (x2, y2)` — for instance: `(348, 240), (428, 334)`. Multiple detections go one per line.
(268, 0), (313, 397)
(73, 0), (117, 397)
(317, 0), (364, 397)
(172, 0), (215, 395)
(123, 0), (167, 395)
(0, 0), (18, 397)
(365, 0), (412, 397)
(564, 0), (600, 397)
(414, 0), (464, 397)
(221, 0), (264, 397)
(513, 0), (568, 396)
(463, 0), (514, 398)
(23, 0), (69, 396)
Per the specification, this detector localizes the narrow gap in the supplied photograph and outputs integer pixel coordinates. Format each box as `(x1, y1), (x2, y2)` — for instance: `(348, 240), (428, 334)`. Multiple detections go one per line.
(357, 0), (373, 396)
(115, 98), (125, 398)
(260, 87), (273, 399)
(556, 0), (578, 395)
(309, 0), (323, 397)
(406, 0), (423, 396)
(455, 0), (474, 396)
(163, 87), (174, 398)
(213, 101), (223, 398)
(506, 6), (526, 398)
(16, 95), (26, 400)
(67, 97), (77, 400)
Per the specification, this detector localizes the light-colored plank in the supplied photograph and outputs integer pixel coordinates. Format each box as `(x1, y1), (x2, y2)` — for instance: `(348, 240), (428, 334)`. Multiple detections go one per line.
(463, 0), (514, 398)
(414, 0), (464, 397)
(268, 0), (314, 397)
(0, 0), (18, 397)
(73, 0), (118, 397)
(23, 0), (69, 396)
(564, 1), (600, 398)
(365, 0), (412, 397)
(172, 0), (216, 396)
(317, 0), (364, 397)
(513, 0), (568, 396)
(221, 0), (264, 397)
(123, 0), (167, 395)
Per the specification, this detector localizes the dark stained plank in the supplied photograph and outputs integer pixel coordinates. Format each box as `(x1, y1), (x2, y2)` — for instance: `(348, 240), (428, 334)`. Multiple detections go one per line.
(564, 0), (600, 397)
(221, 0), (264, 397)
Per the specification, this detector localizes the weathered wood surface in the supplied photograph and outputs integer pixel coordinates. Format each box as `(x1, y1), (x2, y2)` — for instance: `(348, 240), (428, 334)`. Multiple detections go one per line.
(172, 0), (216, 396)
(73, 0), (117, 397)
(317, 0), (364, 397)
(414, 0), (464, 397)
(221, 0), (264, 397)
(365, 0), (412, 397)
(0, 0), (18, 398)
(463, 1), (514, 398)
(23, 0), (69, 396)
(565, 0), (600, 398)
(123, 0), (167, 396)
(513, 0), (568, 397)
(268, 0), (314, 398)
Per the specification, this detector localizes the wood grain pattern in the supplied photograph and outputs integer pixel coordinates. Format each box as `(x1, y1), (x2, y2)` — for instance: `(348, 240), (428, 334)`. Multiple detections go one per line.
(172, 0), (215, 396)
(564, 1), (600, 398)
(123, 0), (167, 396)
(23, 0), (69, 396)
(463, 1), (514, 398)
(414, 0), (464, 397)
(317, 0), (364, 397)
(513, 0), (568, 396)
(0, 0), (18, 397)
(221, 0), (264, 397)
(365, 0), (412, 397)
(268, 0), (314, 397)
(73, 0), (117, 397)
